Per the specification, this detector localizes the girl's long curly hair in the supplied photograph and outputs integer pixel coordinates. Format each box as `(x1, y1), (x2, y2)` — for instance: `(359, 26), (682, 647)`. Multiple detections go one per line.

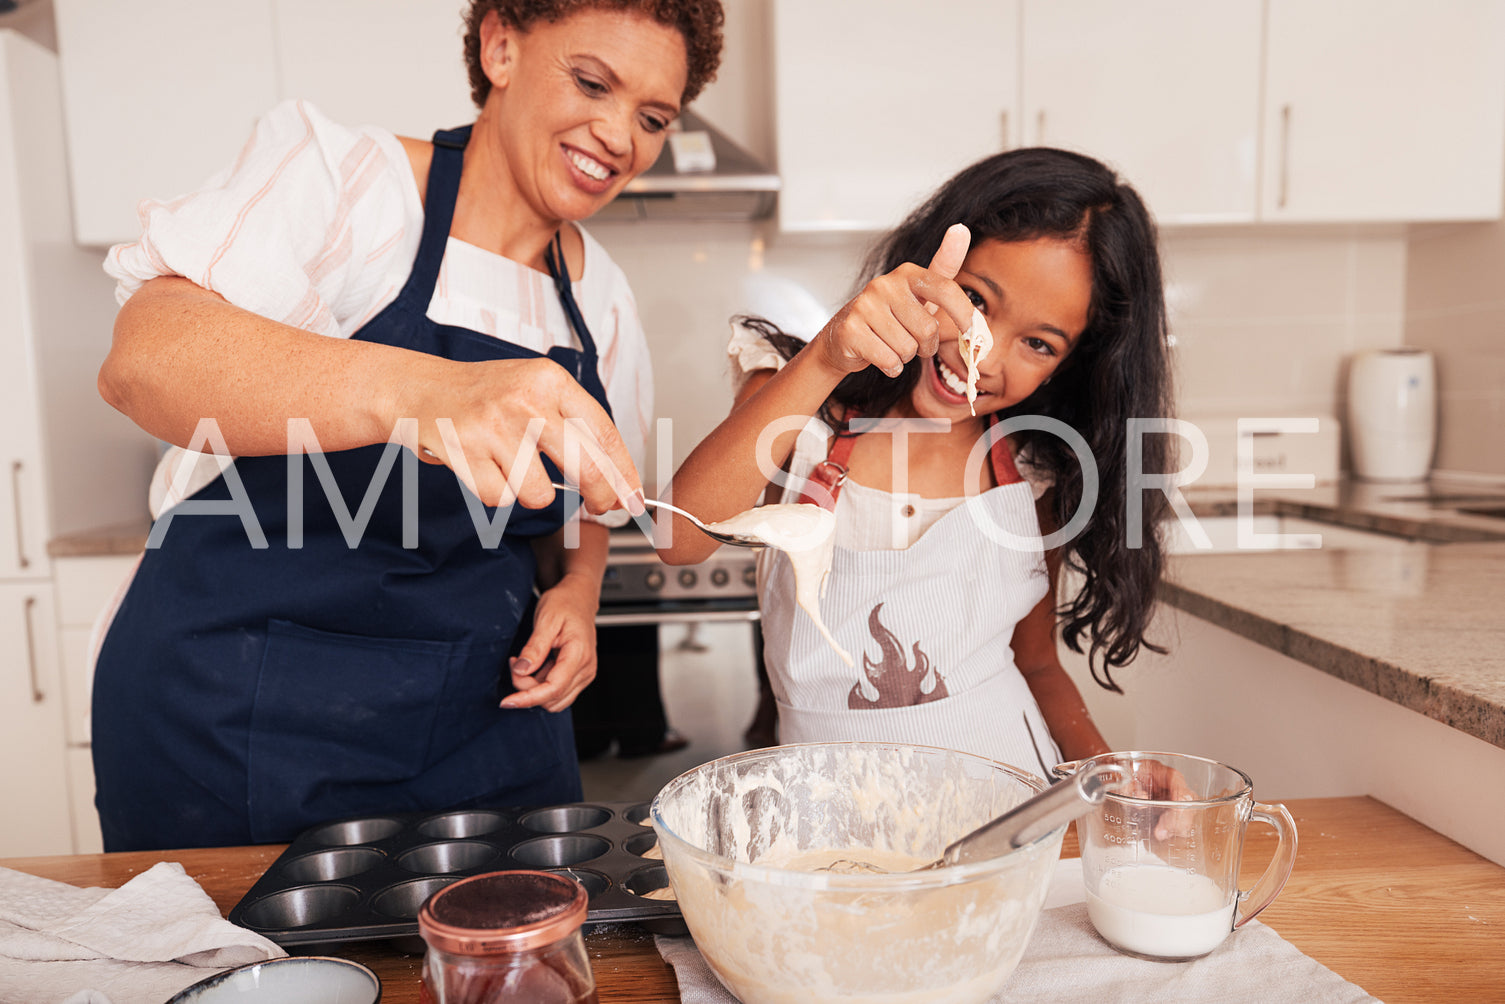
(749, 147), (1174, 692)
(463, 0), (724, 107)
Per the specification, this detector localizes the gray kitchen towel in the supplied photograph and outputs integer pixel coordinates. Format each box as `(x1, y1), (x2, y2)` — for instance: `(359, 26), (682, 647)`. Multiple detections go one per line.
(0, 861), (285, 1004)
(655, 858), (1380, 1003)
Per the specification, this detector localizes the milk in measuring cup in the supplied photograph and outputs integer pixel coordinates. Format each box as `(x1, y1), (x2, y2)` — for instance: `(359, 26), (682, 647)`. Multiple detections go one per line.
(1085, 864), (1235, 958)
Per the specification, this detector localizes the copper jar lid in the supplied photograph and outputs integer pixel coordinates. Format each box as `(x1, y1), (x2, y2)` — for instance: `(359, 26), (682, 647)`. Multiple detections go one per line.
(418, 871), (588, 955)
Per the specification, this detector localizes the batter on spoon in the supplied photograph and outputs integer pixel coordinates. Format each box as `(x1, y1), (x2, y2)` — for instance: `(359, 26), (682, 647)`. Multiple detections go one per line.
(705, 503), (852, 666)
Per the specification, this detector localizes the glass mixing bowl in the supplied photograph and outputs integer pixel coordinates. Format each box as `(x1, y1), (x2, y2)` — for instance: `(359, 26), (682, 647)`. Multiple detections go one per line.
(650, 742), (1064, 1004)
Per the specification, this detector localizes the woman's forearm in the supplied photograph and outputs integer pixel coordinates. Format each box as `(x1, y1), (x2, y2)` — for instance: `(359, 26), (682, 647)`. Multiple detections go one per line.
(99, 276), (427, 454)
(99, 276), (642, 513)
(540, 521), (609, 600)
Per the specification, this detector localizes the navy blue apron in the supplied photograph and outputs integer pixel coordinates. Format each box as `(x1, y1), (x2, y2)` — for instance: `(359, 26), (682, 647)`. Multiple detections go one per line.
(92, 126), (609, 851)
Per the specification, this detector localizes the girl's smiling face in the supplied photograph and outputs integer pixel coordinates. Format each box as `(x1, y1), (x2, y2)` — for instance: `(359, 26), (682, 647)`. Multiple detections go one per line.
(910, 236), (1093, 420)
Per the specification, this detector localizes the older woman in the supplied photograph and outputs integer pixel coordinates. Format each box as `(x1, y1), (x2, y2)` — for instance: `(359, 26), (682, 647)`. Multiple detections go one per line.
(91, 0), (724, 850)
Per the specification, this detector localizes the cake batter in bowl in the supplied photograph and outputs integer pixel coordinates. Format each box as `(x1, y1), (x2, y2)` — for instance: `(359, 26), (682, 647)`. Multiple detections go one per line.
(650, 742), (1065, 1003)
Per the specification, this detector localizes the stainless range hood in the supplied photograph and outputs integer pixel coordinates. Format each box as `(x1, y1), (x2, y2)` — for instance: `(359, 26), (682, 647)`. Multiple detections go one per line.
(597, 109), (780, 221)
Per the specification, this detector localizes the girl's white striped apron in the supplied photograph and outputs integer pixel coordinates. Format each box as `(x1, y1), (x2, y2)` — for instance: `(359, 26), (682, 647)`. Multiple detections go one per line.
(757, 420), (1063, 778)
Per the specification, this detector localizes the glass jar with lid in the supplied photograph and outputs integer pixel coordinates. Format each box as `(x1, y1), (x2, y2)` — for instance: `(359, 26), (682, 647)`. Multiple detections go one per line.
(418, 870), (596, 1004)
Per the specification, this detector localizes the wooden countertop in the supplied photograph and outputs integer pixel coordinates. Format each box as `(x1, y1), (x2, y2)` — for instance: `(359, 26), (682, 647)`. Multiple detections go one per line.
(5, 797), (1503, 1003)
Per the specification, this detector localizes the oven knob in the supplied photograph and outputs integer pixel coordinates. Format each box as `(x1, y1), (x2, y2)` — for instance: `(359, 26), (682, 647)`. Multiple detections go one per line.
(742, 566), (757, 588)
(710, 567), (730, 587)
(678, 569), (698, 588)
(645, 569), (665, 591)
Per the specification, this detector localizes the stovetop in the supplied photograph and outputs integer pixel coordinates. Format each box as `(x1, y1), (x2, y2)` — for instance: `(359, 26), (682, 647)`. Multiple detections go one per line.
(602, 529), (758, 604)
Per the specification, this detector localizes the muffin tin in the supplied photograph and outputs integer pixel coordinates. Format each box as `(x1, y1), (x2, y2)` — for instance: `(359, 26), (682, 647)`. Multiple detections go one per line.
(228, 801), (683, 949)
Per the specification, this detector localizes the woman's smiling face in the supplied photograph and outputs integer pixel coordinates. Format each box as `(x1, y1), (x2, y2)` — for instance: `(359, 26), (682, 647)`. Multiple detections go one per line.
(911, 236), (1093, 420)
(480, 8), (688, 222)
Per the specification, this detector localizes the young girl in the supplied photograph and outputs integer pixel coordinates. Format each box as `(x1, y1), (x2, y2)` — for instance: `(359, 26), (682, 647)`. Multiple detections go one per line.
(661, 148), (1172, 771)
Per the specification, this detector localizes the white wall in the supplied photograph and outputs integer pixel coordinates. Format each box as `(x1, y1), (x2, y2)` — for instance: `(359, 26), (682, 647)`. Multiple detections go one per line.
(591, 220), (869, 486)
(1404, 166), (1505, 478)
(1162, 228), (1407, 418)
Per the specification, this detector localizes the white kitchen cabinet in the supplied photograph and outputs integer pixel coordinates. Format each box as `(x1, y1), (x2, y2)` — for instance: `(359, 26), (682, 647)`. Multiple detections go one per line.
(774, 0), (1505, 231)
(0, 31), (69, 858)
(1019, 0), (1263, 225)
(54, 0), (477, 248)
(273, 0), (475, 141)
(0, 582), (72, 856)
(67, 748), (102, 855)
(1260, 0), (1505, 223)
(0, 30), (154, 856)
(0, 41), (52, 584)
(54, 555), (138, 749)
(53, 554), (138, 855)
(772, 0), (1022, 232)
(0, 347), (49, 585)
(53, 0), (279, 247)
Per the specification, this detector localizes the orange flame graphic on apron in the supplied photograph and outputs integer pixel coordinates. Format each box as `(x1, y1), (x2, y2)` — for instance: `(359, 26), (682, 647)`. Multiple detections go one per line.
(848, 603), (949, 710)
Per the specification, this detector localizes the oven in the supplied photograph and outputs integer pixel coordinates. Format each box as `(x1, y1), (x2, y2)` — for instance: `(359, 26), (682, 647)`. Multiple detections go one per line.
(595, 528), (761, 627)
(576, 528), (769, 758)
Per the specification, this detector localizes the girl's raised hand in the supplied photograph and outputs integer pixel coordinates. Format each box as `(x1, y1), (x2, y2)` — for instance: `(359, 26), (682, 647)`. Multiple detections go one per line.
(811, 223), (977, 379)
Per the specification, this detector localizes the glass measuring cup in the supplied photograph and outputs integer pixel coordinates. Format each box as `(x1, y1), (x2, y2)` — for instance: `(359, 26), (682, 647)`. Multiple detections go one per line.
(1054, 751), (1297, 961)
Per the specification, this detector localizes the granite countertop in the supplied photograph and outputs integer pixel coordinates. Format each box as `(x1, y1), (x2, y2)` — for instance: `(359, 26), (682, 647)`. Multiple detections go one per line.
(1170, 476), (1505, 752)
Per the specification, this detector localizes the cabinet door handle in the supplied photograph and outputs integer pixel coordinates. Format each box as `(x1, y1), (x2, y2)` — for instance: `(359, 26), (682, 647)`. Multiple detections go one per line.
(1036, 109), (1047, 145)
(1000, 109), (1010, 151)
(24, 594), (43, 703)
(11, 460), (29, 569)
(1278, 104), (1291, 210)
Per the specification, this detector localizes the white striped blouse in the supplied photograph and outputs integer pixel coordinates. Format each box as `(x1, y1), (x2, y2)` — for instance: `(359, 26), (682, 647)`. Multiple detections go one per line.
(105, 99), (654, 525)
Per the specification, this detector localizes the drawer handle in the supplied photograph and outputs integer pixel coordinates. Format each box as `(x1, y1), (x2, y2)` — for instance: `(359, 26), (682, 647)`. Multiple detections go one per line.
(1278, 104), (1291, 210)
(11, 460), (29, 569)
(24, 594), (43, 703)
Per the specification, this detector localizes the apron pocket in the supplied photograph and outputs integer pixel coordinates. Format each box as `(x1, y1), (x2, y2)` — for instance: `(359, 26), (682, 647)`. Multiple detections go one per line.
(247, 618), (460, 841)
(777, 672), (1061, 778)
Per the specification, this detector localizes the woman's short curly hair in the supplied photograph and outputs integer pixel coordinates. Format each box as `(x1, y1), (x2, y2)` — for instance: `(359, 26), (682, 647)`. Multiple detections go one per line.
(463, 0), (724, 108)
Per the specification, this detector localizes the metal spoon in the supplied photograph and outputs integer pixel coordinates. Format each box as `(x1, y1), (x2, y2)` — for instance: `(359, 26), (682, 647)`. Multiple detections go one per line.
(820, 761), (1122, 874)
(549, 482), (764, 548)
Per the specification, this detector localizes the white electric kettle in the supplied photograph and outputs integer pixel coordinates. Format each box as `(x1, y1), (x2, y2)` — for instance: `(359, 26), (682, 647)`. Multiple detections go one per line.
(1347, 349), (1436, 482)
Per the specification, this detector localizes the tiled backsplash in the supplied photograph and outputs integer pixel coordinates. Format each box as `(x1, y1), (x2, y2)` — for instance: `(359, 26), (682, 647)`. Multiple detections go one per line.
(1404, 201), (1505, 478)
(1161, 230), (1406, 417)
(591, 220), (1409, 485)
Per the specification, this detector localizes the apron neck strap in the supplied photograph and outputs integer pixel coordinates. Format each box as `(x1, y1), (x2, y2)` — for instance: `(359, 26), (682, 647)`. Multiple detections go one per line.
(989, 415), (1024, 486)
(797, 408), (859, 509)
(408, 128), (598, 357)
(543, 230), (597, 357)
(797, 409), (1023, 510)
(399, 126), (469, 303)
